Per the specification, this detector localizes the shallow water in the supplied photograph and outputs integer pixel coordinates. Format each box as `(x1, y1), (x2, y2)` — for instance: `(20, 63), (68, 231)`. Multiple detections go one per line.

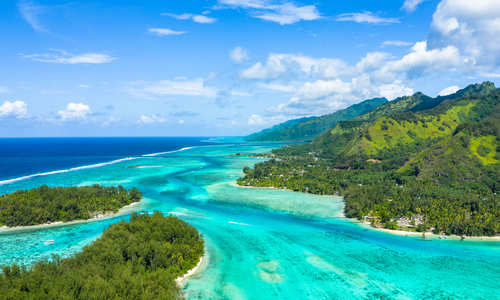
(0, 143), (499, 299)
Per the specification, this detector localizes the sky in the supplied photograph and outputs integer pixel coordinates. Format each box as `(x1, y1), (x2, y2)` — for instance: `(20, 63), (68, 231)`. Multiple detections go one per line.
(1, 0), (500, 137)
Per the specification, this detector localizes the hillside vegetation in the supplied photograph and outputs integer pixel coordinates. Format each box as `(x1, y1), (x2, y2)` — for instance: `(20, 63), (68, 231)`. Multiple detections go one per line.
(0, 212), (204, 299)
(246, 97), (387, 142)
(0, 185), (142, 227)
(238, 82), (500, 236)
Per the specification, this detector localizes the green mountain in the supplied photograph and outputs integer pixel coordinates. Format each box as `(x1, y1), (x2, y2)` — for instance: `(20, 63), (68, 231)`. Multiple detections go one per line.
(245, 97), (387, 142)
(239, 82), (500, 236)
(304, 82), (499, 161)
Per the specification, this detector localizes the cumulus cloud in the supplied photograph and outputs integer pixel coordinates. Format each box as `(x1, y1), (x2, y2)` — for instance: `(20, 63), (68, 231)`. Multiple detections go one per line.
(428, 0), (500, 68)
(273, 77), (413, 115)
(336, 12), (399, 24)
(241, 54), (347, 79)
(138, 114), (166, 124)
(162, 12), (217, 24)
(23, 50), (116, 64)
(378, 81), (414, 100)
(402, 0), (427, 12)
(148, 28), (187, 36)
(0, 101), (28, 118)
(243, 37), (467, 115)
(217, 0), (321, 25)
(438, 85), (460, 96)
(230, 46), (249, 63)
(383, 41), (463, 79)
(129, 78), (217, 99)
(295, 79), (351, 101)
(58, 102), (91, 121)
(241, 0), (500, 119)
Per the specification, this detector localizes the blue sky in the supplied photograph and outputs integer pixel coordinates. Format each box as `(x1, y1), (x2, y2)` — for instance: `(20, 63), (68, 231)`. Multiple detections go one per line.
(1, 0), (499, 137)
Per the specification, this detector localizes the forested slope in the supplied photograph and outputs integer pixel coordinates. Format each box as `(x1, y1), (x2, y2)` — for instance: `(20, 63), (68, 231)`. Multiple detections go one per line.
(239, 82), (500, 236)
(246, 97), (387, 142)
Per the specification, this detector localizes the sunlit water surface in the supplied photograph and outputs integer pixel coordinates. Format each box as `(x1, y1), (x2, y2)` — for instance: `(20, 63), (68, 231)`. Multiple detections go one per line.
(0, 143), (499, 299)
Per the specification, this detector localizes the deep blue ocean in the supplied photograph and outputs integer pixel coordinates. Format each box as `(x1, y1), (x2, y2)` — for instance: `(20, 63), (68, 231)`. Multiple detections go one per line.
(0, 137), (214, 181)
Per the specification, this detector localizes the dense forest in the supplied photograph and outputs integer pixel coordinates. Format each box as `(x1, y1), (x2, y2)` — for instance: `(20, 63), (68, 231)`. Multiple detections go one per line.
(246, 97), (387, 141)
(0, 212), (204, 299)
(0, 185), (142, 227)
(239, 82), (500, 236)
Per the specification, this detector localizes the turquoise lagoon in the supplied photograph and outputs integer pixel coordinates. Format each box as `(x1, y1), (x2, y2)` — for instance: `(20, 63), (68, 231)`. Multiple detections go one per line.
(0, 143), (499, 299)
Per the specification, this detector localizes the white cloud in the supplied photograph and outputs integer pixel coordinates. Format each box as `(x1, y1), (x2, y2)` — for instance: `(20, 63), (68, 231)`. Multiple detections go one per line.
(429, 0), (500, 68)
(138, 114), (166, 124)
(58, 102), (90, 121)
(248, 114), (265, 125)
(130, 78), (217, 98)
(244, 39), (465, 115)
(78, 84), (90, 88)
(241, 54), (347, 79)
(270, 75), (414, 115)
(382, 40), (413, 47)
(18, 0), (46, 32)
(379, 81), (414, 100)
(336, 12), (399, 24)
(148, 28), (187, 36)
(384, 41), (462, 78)
(217, 0), (321, 25)
(23, 50), (116, 64)
(0, 101), (28, 118)
(192, 15), (217, 24)
(230, 46), (249, 63)
(438, 85), (460, 96)
(162, 12), (217, 24)
(355, 52), (390, 72)
(295, 79), (351, 100)
(178, 119), (185, 124)
(402, 0), (427, 12)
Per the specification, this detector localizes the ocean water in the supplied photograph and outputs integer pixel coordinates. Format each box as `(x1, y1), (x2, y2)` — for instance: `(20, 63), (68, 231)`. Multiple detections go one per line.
(0, 139), (499, 299)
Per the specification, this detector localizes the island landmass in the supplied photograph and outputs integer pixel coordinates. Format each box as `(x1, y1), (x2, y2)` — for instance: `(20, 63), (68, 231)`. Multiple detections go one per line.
(238, 82), (500, 237)
(0, 212), (204, 299)
(0, 185), (142, 228)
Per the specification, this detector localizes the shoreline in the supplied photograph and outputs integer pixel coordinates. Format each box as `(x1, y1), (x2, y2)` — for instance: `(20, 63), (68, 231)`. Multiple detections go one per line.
(235, 182), (500, 242)
(234, 182), (341, 198)
(357, 220), (500, 242)
(175, 252), (207, 287)
(0, 201), (141, 234)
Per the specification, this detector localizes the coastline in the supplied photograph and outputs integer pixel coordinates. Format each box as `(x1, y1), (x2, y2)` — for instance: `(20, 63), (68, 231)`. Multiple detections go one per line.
(235, 182), (500, 242)
(357, 220), (500, 242)
(175, 252), (207, 287)
(0, 201), (141, 234)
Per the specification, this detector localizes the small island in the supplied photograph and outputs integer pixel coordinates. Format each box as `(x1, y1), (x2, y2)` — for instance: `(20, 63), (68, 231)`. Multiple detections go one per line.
(0, 184), (142, 227)
(0, 212), (205, 299)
